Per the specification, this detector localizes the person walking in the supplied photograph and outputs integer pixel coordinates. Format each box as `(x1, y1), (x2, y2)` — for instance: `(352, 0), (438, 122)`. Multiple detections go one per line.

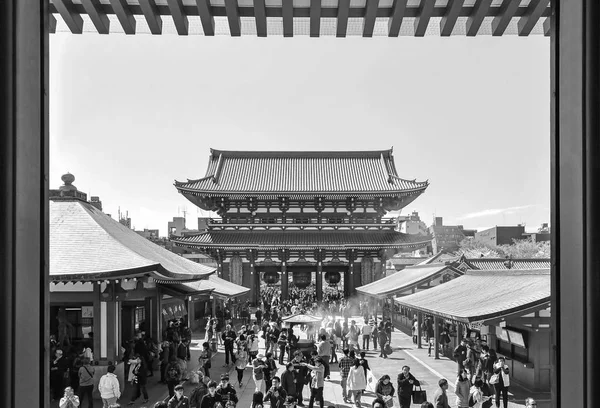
(397, 366), (420, 408)
(252, 353), (268, 395)
(302, 357), (325, 408)
(361, 319), (372, 351)
(347, 320), (360, 352)
(432, 378), (450, 408)
(234, 344), (248, 388)
(198, 342), (212, 379)
(347, 359), (367, 408)
(378, 326), (389, 359)
(316, 334), (332, 380)
(98, 365), (121, 408)
(127, 354), (149, 405)
(222, 324), (237, 368)
(357, 352), (370, 378)
(168, 384), (190, 408)
(374, 375), (395, 408)
(278, 332), (288, 365)
(338, 348), (354, 403)
(453, 339), (468, 375)
(216, 373), (239, 405)
(493, 357), (511, 408)
(165, 356), (183, 398)
(264, 352), (278, 391)
(291, 351), (309, 406)
(190, 370), (210, 408)
(264, 376), (288, 408)
(454, 370), (470, 408)
(200, 382), (223, 408)
(281, 363), (297, 403)
(77, 357), (95, 408)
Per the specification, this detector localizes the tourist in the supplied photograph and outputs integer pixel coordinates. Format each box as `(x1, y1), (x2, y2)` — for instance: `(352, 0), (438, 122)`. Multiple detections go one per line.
(252, 353), (268, 394)
(469, 378), (492, 408)
(525, 398), (537, 408)
(316, 334), (332, 379)
(98, 364), (121, 408)
(412, 318), (418, 345)
(264, 352), (278, 390)
(251, 391), (265, 408)
(278, 331), (288, 365)
(190, 370), (210, 408)
(465, 340), (479, 382)
(168, 384), (190, 408)
(338, 348), (354, 403)
(59, 386), (80, 408)
(77, 357), (95, 408)
(281, 363), (297, 402)
(347, 359), (367, 408)
(222, 324), (237, 367)
(264, 376), (288, 408)
(375, 375), (395, 408)
(493, 357), (511, 408)
(397, 366), (420, 408)
(287, 327), (299, 362)
(454, 369), (470, 408)
(165, 356), (183, 398)
(176, 336), (190, 381)
(128, 354), (149, 405)
(51, 349), (69, 401)
(160, 340), (173, 384)
(198, 342), (212, 379)
(234, 344), (249, 388)
(378, 325), (389, 359)
(432, 378), (450, 408)
(200, 381), (223, 408)
(215, 319), (224, 347)
(216, 373), (239, 404)
(357, 352), (370, 378)
(256, 309), (263, 325)
(302, 357), (325, 408)
(269, 322), (282, 359)
(206, 318), (215, 342)
(291, 351), (309, 406)
(453, 339), (468, 375)
(347, 320), (360, 351)
(361, 319), (372, 350)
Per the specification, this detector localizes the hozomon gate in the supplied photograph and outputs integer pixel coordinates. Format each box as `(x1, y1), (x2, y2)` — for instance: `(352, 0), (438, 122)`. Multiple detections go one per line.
(171, 149), (431, 303)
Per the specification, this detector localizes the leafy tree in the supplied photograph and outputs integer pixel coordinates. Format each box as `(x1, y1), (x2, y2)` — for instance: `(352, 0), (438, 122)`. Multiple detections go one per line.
(455, 237), (550, 258)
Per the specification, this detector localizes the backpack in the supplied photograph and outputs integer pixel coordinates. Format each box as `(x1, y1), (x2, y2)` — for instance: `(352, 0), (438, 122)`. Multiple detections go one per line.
(190, 383), (207, 404)
(468, 391), (476, 407)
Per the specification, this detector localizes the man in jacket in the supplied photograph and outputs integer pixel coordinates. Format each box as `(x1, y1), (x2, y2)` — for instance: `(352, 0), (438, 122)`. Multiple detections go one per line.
(396, 366), (420, 408)
(216, 374), (239, 404)
(281, 363), (297, 401)
(168, 384), (190, 408)
(264, 376), (288, 408)
(98, 364), (121, 407)
(453, 338), (468, 375)
(316, 335), (331, 379)
(338, 348), (354, 403)
(291, 351), (309, 406)
(222, 324), (237, 367)
(77, 357), (95, 408)
(432, 378), (450, 408)
(302, 357), (325, 408)
(200, 382), (223, 408)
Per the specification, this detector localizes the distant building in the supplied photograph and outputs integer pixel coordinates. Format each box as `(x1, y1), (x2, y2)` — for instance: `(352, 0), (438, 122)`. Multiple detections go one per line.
(135, 228), (160, 241)
(397, 211), (429, 236)
(168, 217), (186, 237)
(523, 223), (551, 243)
(89, 196), (102, 211)
(474, 225), (527, 246)
(428, 217), (468, 254)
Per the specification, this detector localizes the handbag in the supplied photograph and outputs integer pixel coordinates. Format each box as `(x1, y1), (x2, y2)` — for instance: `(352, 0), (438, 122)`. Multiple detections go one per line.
(384, 344), (393, 355)
(412, 385), (427, 404)
(489, 373), (499, 384)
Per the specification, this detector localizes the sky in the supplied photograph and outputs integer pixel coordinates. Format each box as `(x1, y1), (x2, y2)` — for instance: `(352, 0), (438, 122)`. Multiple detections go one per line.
(49, 34), (550, 237)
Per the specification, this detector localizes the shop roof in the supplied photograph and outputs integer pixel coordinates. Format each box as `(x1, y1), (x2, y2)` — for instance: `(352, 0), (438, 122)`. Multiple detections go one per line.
(171, 229), (431, 250)
(50, 200), (216, 282)
(160, 274), (250, 299)
(356, 264), (462, 299)
(394, 269), (551, 323)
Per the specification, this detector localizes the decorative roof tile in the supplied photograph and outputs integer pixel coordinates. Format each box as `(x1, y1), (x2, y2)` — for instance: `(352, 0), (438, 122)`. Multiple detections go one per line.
(171, 230), (432, 250)
(394, 269), (551, 323)
(175, 149), (428, 196)
(356, 264), (462, 299)
(463, 258), (551, 270)
(50, 200), (215, 282)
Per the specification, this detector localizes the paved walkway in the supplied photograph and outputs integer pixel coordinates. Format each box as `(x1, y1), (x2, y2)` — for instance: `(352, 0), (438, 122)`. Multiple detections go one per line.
(59, 316), (551, 408)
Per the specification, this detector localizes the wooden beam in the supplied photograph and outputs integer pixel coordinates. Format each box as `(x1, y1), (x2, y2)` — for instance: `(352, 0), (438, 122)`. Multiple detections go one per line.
(491, 0), (520, 36)
(109, 0), (136, 34)
(49, 14), (57, 34)
(224, 0), (241, 37)
(166, 0), (188, 35)
(517, 0), (550, 36)
(387, 0), (407, 37)
(362, 0), (380, 37)
(81, 0), (110, 34)
(543, 16), (551, 37)
(310, 0), (321, 37)
(466, 0), (492, 36)
(337, 0), (350, 37)
(282, 0), (293, 37)
(440, 0), (463, 37)
(195, 0), (215, 36)
(254, 0), (267, 37)
(413, 0), (435, 37)
(53, 0), (83, 34)
(138, 0), (162, 35)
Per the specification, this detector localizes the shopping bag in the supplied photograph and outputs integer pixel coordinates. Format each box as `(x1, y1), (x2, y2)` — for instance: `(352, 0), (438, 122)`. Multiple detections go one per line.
(412, 385), (427, 405)
(489, 373), (499, 384)
(366, 370), (378, 393)
(382, 395), (394, 408)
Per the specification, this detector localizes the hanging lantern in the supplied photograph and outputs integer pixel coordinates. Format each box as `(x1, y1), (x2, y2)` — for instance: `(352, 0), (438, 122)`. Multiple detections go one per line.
(325, 271), (341, 286)
(263, 270), (280, 285)
(293, 270), (312, 289)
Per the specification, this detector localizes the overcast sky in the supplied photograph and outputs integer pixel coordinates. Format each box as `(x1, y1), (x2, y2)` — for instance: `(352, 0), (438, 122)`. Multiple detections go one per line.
(49, 34), (550, 237)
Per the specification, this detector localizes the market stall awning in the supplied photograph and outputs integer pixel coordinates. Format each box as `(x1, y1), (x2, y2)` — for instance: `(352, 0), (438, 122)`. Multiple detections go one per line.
(356, 264), (462, 299)
(161, 274), (250, 299)
(394, 269), (551, 323)
(281, 314), (323, 324)
(50, 199), (216, 282)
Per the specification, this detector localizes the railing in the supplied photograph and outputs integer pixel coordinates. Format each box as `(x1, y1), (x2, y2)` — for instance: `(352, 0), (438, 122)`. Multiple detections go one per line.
(208, 217), (398, 225)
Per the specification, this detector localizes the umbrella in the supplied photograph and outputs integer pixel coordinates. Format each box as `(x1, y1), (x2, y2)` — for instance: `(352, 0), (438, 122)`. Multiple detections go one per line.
(281, 313), (323, 324)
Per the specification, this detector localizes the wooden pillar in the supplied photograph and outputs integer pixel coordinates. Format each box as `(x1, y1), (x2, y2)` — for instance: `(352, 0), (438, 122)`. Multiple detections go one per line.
(187, 298), (194, 329)
(434, 316), (440, 360)
(281, 262), (289, 300)
(144, 296), (155, 339)
(347, 261), (354, 296)
(212, 297), (216, 318)
(457, 322), (463, 344)
(417, 312), (423, 349)
(156, 287), (163, 341)
(316, 262), (323, 302)
(106, 299), (118, 363)
(93, 283), (101, 359)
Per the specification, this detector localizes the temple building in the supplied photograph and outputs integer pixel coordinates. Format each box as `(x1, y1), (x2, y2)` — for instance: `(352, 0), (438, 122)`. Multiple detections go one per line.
(172, 149), (432, 303)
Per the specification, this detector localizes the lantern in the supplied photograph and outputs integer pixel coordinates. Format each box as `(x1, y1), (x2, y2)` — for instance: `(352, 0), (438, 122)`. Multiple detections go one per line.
(324, 271), (341, 286)
(263, 270), (279, 285)
(293, 270), (312, 289)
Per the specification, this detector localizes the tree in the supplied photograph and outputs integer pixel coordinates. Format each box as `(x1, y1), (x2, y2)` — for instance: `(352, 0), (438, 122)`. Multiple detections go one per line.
(454, 238), (504, 258)
(454, 237), (550, 258)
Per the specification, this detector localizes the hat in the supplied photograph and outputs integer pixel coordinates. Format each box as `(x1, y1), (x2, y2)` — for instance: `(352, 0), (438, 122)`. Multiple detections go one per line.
(257, 353), (265, 359)
(220, 374), (230, 380)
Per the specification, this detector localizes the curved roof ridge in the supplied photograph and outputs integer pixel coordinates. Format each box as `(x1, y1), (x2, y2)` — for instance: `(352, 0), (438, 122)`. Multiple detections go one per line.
(388, 174), (429, 187)
(209, 148), (394, 158)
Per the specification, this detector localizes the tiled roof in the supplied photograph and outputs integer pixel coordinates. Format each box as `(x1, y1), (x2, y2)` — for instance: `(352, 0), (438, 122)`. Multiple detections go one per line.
(50, 200), (215, 282)
(394, 269), (551, 323)
(172, 230), (432, 250)
(463, 258), (551, 270)
(162, 275), (250, 299)
(356, 264), (462, 299)
(175, 149), (428, 196)
(416, 251), (460, 265)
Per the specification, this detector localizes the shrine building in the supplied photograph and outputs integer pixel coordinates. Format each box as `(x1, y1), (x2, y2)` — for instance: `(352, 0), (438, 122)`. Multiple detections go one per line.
(171, 149), (432, 303)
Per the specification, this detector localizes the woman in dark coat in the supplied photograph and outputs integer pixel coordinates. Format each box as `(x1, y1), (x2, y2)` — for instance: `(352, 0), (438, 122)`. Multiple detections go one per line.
(396, 366), (420, 408)
(129, 353), (149, 404)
